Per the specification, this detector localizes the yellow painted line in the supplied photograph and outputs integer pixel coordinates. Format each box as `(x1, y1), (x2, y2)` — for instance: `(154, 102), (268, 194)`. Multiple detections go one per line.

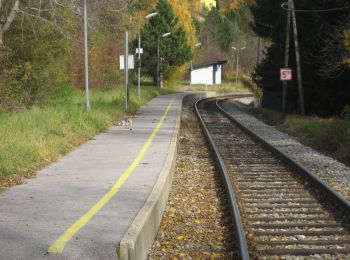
(48, 97), (176, 254)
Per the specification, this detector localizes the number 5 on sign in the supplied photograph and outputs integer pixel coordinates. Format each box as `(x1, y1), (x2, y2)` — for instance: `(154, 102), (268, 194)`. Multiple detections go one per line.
(280, 68), (292, 81)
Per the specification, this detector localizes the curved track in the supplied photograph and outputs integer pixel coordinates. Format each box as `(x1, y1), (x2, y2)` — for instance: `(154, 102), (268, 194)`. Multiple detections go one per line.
(195, 96), (350, 259)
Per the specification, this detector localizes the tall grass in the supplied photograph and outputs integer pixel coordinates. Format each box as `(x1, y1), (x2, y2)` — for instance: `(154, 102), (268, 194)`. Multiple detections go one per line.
(253, 106), (350, 163)
(191, 81), (250, 93)
(0, 84), (159, 185)
(284, 116), (339, 152)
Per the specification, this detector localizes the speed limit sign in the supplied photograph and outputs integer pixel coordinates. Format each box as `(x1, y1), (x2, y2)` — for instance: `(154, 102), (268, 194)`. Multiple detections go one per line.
(280, 68), (292, 81)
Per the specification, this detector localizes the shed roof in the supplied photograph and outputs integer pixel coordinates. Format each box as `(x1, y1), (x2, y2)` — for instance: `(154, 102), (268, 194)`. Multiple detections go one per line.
(191, 60), (228, 70)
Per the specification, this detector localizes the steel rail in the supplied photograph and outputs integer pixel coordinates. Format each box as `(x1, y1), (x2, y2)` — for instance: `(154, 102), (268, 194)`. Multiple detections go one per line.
(194, 97), (250, 260)
(216, 99), (350, 211)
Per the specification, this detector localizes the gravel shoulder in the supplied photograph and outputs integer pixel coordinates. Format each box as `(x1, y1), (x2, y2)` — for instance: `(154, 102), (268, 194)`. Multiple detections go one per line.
(222, 99), (350, 201)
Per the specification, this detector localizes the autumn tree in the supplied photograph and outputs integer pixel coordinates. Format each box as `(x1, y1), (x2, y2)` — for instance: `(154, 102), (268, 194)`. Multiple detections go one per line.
(138, 0), (192, 85)
(0, 0), (19, 48)
(168, 0), (200, 46)
(0, 0), (157, 108)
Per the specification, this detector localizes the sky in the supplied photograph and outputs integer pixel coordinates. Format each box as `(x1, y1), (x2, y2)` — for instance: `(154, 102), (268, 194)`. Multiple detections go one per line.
(202, 0), (216, 8)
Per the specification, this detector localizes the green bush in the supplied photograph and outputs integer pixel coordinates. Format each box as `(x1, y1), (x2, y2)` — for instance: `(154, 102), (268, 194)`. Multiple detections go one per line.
(107, 67), (123, 87)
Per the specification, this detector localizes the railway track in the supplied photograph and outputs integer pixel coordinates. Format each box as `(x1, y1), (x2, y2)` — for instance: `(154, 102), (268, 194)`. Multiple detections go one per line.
(148, 96), (238, 258)
(195, 96), (350, 259)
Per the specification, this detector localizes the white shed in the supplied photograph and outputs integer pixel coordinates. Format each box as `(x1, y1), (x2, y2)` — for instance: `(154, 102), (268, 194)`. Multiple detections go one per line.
(190, 60), (227, 85)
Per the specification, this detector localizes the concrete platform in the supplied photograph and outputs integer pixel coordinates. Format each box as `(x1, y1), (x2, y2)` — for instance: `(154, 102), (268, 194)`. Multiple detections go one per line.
(0, 93), (184, 260)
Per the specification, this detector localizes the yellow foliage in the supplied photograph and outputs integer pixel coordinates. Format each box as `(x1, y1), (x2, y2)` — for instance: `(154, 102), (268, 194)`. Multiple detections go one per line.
(202, 0), (216, 8)
(132, 0), (158, 32)
(177, 235), (185, 240)
(220, 0), (255, 13)
(168, 0), (199, 46)
(344, 29), (350, 51)
(221, 0), (241, 13)
(166, 64), (189, 87)
(68, 37), (119, 89)
(345, 57), (350, 69)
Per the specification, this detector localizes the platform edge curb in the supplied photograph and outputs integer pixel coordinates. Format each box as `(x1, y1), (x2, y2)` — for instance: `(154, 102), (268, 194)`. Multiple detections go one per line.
(117, 94), (186, 260)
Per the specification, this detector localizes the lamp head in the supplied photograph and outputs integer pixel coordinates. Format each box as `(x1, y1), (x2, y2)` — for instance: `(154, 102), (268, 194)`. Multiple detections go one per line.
(162, 32), (171, 38)
(145, 12), (158, 19)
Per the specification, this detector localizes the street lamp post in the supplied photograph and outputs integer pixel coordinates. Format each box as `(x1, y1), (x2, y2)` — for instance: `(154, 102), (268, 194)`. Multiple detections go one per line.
(125, 31), (129, 111)
(232, 46), (246, 85)
(83, 0), (90, 112)
(190, 42), (202, 89)
(137, 12), (158, 101)
(157, 32), (171, 88)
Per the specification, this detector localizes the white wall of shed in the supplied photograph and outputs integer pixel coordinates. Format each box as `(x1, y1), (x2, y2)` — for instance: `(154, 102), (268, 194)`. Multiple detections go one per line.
(191, 66), (213, 85)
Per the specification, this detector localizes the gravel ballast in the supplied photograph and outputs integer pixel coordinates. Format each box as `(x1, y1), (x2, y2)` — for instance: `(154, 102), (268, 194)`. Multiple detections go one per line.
(222, 99), (350, 201)
(147, 100), (237, 259)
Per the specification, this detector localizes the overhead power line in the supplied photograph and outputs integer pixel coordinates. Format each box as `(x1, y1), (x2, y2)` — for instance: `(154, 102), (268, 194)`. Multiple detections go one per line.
(281, 2), (350, 13)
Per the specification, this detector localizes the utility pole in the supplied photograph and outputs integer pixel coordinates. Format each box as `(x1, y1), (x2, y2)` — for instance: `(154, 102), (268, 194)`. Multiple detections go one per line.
(290, 0), (305, 115)
(283, 0), (291, 114)
(83, 0), (90, 112)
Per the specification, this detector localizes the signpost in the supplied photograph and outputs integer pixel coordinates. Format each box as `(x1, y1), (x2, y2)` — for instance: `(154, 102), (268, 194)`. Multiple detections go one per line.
(281, 68), (292, 114)
(280, 68), (292, 81)
(135, 47), (142, 101)
(136, 48), (143, 54)
(120, 52), (135, 111)
(119, 55), (135, 70)
(283, 2), (291, 114)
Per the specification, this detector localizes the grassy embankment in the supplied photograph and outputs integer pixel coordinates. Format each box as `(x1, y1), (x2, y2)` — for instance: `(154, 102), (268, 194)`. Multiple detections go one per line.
(251, 107), (350, 165)
(0, 84), (171, 188)
(190, 81), (251, 93)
